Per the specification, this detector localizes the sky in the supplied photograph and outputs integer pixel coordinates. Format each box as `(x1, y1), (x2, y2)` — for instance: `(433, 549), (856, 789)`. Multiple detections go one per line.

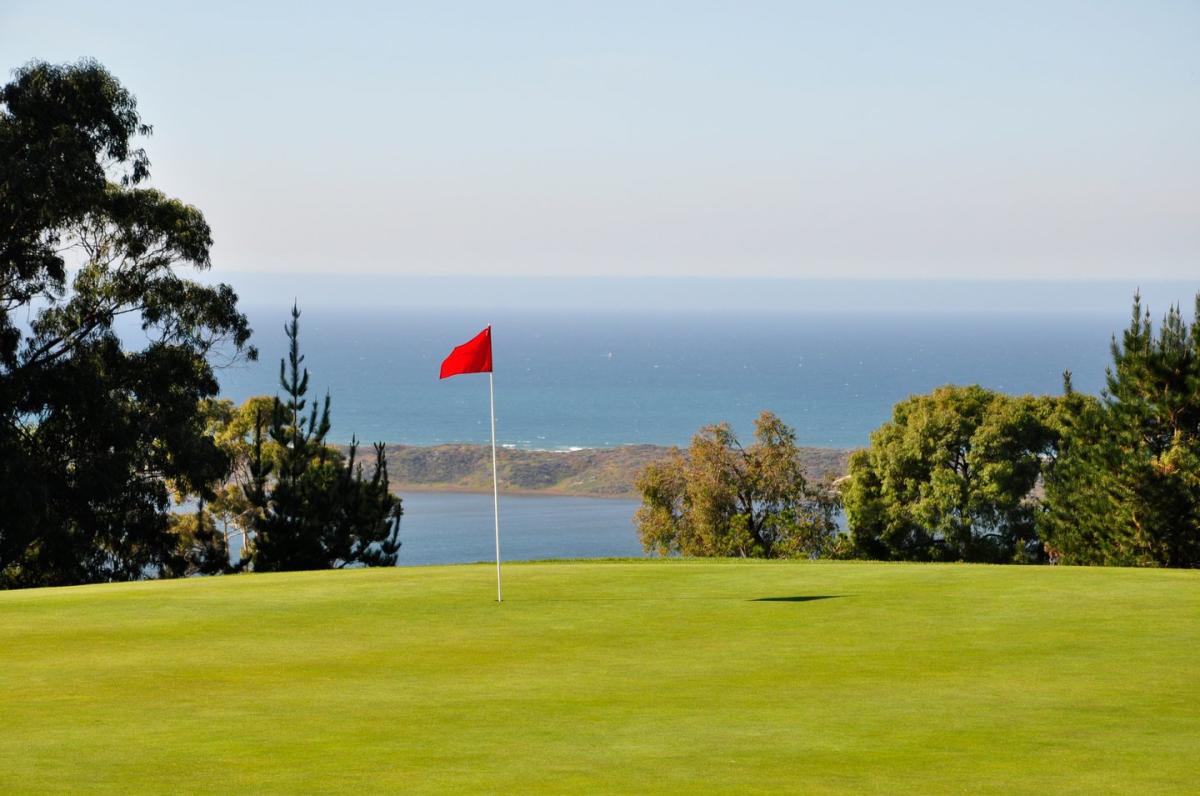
(2, 1), (1198, 282)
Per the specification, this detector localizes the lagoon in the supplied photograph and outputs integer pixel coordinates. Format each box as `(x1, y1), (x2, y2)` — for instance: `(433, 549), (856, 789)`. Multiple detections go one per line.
(395, 492), (643, 566)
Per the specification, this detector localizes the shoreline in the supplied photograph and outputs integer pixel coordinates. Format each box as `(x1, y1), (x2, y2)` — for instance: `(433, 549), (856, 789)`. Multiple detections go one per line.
(356, 442), (854, 500)
(394, 483), (643, 500)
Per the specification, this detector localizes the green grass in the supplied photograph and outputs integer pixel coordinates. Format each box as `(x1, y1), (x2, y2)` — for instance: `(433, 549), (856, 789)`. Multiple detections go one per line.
(1, 560), (1197, 794)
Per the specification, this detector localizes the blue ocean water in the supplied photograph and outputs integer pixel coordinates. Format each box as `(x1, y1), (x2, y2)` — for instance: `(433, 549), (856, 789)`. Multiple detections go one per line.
(213, 307), (1120, 450)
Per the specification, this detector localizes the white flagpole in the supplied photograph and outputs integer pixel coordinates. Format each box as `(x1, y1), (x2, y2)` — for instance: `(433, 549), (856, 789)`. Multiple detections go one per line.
(489, 368), (502, 603)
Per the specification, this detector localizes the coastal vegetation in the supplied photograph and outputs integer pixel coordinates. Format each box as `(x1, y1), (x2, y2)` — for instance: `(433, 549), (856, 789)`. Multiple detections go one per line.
(1039, 295), (1200, 567)
(0, 60), (398, 588)
(843, 385), (1060, 564)
(638, 294), (1200, 568)
(1, 560), (1195, 793)
(0, 60), (253, 588)
(233, 304), (402, 571)
(635, 411), (840, 558)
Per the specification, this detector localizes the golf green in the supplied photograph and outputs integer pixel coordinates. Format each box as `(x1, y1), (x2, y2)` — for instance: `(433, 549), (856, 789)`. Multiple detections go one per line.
(1, 560), (1196, 793)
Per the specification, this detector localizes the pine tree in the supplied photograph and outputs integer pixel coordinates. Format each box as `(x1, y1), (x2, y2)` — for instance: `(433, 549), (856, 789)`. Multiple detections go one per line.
(1040, 293), (1200, 567)
(244, 305), (402, 571)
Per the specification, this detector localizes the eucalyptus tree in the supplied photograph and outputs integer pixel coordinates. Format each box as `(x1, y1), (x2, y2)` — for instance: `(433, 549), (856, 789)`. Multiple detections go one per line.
(0, 60), (253, 587)
(635, 411), (839, 558)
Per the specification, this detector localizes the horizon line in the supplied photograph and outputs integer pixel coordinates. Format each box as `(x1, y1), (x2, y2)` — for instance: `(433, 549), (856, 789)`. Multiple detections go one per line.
(213, 272), (1196, 285)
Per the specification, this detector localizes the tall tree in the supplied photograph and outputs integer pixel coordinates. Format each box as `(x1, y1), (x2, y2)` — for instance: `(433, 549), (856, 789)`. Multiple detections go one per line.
(1040, 294), (1200, 567)
(0, 60), (253, 588)
(635, 411), (839, 558)
(244, 305), (402, 571)
(843, 385), (1057, 563)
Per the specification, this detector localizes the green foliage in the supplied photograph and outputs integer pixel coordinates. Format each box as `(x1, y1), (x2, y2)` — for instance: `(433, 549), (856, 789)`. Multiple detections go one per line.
(241, 305), (402, 571)
(1040, 293), (1200, 567)
(165, 506), (234, 578)
(0, 60), (253, 588)
(843, 385), (1058, 563)
(162, 396), (278, 560)
(0, 59), (149, 339)
(635, 411), (839, 558)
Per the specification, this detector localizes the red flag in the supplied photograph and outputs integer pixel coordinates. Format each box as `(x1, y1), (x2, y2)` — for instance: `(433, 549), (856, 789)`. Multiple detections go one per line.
(439, 326), (493, 379)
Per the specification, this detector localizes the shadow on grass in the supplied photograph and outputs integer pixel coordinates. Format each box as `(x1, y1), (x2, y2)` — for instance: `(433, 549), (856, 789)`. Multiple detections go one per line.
(499, 594), (845, 604)
(750, 595), (841, 603)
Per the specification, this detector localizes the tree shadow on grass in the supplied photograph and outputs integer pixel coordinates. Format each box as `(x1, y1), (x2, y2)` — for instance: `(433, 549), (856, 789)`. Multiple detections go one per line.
(750, 595), (841, 603)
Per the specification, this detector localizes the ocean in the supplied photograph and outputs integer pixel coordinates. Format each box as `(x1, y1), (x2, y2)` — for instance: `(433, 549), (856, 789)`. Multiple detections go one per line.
(190, 306), (1125, 564)
(216, 307), (1120, 450)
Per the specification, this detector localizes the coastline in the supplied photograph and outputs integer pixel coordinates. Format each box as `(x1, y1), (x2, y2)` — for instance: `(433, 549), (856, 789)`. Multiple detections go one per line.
(392, 483), (643, 500)
(352, 443), (854, 500)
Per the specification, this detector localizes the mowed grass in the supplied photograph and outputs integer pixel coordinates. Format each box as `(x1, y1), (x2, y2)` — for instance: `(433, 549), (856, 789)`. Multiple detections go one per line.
(1, 560), (1197, 794)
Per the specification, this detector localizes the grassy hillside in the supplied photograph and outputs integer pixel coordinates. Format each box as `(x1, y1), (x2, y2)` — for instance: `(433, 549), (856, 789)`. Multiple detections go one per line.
(1, 561), (1196, 794)
(373, 443), (852, 497)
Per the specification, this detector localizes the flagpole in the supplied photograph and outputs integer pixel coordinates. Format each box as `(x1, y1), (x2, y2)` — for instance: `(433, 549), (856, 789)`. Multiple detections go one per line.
(489, 368), (502, 603)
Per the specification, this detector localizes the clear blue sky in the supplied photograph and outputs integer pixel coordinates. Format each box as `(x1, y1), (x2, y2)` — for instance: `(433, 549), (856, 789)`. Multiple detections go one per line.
(3, 1), (1197, 280)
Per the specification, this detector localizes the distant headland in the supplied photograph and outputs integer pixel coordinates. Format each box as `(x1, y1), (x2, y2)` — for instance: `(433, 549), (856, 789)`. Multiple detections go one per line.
(355, 443), (853, 499)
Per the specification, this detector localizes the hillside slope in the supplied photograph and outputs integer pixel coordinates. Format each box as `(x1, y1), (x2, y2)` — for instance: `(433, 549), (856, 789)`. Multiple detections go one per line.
(371, 443), (852, 497)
